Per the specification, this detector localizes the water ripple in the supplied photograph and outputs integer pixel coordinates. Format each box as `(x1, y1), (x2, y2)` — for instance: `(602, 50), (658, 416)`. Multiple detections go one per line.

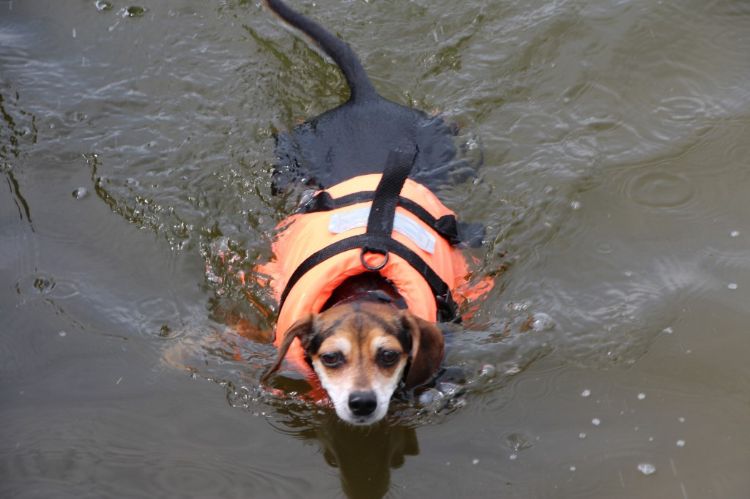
(4, 410), (311, 498)
(627, 171), (695, 209)
(15, 273), (81, 303)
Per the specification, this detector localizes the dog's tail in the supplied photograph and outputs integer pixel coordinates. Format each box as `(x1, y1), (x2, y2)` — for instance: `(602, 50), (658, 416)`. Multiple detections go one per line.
(264, 0), (377, 103)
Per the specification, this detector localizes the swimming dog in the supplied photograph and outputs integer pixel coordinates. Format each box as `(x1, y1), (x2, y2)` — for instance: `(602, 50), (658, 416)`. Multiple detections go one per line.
(258, 0), (489, 425)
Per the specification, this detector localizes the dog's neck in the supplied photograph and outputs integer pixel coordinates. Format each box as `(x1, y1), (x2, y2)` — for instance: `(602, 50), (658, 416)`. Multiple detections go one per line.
(321, 273), (407, 311)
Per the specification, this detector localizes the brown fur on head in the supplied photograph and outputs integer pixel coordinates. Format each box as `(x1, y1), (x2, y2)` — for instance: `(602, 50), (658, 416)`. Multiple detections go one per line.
(261, 301), (444, 425)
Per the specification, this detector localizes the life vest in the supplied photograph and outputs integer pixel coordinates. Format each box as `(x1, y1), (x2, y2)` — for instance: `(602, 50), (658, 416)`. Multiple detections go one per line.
(256, 152), (492, 384)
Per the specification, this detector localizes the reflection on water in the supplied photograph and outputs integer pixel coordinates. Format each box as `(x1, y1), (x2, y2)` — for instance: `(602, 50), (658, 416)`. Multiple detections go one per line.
(2, 0), (750, 497)
(311, 419), (419, 499)
(0, 88), (37, 228)
(269, 411), (420, 499)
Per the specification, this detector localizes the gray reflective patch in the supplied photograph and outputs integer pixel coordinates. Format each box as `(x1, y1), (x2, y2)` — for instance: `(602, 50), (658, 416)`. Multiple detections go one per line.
(328, 207), (436, 254)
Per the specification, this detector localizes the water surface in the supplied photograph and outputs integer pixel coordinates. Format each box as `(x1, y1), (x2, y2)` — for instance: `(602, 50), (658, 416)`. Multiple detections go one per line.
(2, 0), (750, 497)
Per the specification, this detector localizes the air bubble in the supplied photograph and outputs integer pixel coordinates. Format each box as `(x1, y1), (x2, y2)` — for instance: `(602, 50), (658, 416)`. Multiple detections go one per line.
(637, 463), (656, 475)
(530, 312), (555, 331)
(436, 382), (461, 397)
(418, 388), (443, 405)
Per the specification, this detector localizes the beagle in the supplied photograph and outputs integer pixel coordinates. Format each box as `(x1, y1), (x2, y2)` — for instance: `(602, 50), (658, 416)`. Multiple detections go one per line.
(263, 296), (443, 425)
(256, 0), (489, 425)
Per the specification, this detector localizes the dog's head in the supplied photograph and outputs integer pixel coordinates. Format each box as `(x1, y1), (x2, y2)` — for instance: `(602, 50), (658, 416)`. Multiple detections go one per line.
(262, 301), (444, 425)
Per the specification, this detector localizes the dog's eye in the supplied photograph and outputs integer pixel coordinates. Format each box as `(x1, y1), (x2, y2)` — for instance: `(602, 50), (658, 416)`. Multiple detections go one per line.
(319, 352), (344, 368)
(377, 349), (400, 367)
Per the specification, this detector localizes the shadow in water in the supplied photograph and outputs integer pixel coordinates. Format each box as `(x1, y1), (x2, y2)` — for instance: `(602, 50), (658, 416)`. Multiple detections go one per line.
(311, 416), (419, 499)
(274, 411), (419, 499)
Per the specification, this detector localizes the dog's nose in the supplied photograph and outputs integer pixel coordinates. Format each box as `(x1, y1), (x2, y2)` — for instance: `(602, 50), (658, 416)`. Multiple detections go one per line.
(348, 391), (377, 416)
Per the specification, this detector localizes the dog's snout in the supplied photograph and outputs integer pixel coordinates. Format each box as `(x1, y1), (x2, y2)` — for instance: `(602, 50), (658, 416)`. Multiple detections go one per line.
(348, 391), (377, 416)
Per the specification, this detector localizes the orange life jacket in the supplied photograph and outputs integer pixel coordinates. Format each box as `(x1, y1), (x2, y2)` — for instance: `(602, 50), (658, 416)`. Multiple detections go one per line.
(256, 171), (492, 384)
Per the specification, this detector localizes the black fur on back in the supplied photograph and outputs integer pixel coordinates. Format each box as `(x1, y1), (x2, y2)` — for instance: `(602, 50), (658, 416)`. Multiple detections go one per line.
(264, 0), (470, 193)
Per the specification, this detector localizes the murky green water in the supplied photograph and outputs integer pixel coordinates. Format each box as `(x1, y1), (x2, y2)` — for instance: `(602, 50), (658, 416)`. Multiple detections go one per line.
(2, 0), (749, 497)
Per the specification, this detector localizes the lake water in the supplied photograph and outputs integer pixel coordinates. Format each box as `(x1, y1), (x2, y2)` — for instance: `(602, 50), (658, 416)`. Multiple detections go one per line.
(2, 0), (749, 497)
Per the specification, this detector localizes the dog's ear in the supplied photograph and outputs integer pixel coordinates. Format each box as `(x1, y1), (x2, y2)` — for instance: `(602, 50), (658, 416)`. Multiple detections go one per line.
(400, 313), (445, 389)
(260, 314), (315, 383)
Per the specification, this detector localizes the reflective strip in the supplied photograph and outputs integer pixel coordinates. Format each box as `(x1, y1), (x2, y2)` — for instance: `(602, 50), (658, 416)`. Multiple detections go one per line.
(328, 207), (436, 254)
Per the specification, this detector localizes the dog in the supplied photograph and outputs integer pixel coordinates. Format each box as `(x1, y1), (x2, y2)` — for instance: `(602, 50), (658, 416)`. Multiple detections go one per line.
(258, 0), (490, 425)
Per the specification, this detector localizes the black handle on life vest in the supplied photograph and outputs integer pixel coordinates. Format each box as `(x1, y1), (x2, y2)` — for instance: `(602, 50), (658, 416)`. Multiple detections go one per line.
(366, 148), (417, 238)
(361, 148), (417, 266)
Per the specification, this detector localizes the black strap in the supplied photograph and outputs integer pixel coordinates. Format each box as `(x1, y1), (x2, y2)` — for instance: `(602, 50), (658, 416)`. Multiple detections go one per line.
(364, 149), (415, 248)
(278, 234), (459, 322)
